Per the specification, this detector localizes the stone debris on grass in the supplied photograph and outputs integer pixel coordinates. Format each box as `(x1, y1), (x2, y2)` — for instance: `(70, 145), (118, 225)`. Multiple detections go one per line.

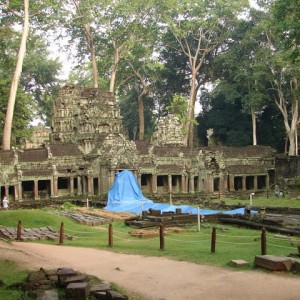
(5, 267), (128, 300)
(0, 226), (74, 241)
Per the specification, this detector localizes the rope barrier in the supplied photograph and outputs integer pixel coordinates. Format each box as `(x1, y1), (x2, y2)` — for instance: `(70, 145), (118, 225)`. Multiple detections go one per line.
(165, 237), (210, 243)
(217, 233), (260, 239)
(113, 234), (158, 243)
(268, 236), (300, 242)
(64, 228), (100, 235)
(266, 242), (297, 250)
(217, 240), (258, 245)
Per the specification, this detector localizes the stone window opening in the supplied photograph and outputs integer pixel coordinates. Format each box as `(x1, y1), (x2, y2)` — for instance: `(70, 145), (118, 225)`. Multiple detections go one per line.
(213, 177), (220, 192)
(22, 180), (34, 199)
(257, 175), (266, 189)
(246, 176), (254, 190)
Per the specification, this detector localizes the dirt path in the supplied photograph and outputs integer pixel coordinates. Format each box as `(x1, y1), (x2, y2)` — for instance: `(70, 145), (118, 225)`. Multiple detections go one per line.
(1, 240), (299, 300)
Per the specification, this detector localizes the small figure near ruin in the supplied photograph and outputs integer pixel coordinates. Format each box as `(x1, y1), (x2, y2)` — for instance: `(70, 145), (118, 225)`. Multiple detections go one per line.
(274, 184), (280, 198)
(2, 196), (9, 210)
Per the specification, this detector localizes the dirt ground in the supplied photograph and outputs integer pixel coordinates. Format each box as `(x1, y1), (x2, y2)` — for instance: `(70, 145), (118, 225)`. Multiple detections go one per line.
(1, 240), (300, 300)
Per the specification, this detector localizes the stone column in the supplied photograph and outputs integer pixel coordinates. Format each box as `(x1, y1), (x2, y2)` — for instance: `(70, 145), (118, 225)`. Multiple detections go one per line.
(242, 176), (246, 191)
(4, 185), (8, 198)
(99, 175), (103, 195)
(109, 170), (115, 188)
(207, 174), (214, 193)
(77, 176), (82, 196)
(229, 175), (235, 191)
(198, 174), (203, 192)
(54, 176), (58, 197)
(87, 175), (93, 196)
(70, 177), (74, 196)
(18, 182), (22, 201)
(168, 175), (172, 193)
(152, 174), (157, 193)
(50, 179), (54, 198)
(82, 176), (87, 195)
(254, 175), (258, 190)
(220, 173), (227, 192)
(266, 174), (270, 189)
(137, 173), (142, 187)
(189, 175), (195, 194)
(181, 175), (186, 193)
(14, 185), (18, 201)
(34, 179), (39, 200)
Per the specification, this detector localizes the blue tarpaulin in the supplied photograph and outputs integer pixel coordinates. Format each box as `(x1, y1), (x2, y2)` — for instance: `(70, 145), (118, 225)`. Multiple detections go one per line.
(104, 170), (251, 216)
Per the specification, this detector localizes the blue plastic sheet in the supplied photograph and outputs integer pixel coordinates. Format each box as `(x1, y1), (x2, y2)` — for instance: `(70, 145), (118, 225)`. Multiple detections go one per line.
(104, 170), (253, 216)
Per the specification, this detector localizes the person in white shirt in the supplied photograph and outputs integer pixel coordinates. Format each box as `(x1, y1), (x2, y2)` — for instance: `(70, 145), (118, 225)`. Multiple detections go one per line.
(2, 196), (9, 210)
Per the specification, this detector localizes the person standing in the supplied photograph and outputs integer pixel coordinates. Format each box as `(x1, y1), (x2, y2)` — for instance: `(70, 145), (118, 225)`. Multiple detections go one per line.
(274, 184), (280, 198)
(2, 196), (9, 210)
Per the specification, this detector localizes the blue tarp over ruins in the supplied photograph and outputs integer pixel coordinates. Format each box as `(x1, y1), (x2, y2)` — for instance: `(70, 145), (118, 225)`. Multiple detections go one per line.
(104, 170), (248, 216)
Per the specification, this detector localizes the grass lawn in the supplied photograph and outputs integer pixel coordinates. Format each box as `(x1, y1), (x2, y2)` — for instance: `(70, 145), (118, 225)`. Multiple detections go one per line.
(0, 198), (300, 299)
(211, 195), (300, 208)
(0, 260), (33, 300)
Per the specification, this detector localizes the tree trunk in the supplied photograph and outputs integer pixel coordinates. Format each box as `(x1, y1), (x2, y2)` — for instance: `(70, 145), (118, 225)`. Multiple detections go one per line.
(184, 75), (198, 147)
(251, 107), (257, 145)
(138, 91), (146, 141)
(72, 0), (98, 88)
(2, 0), (29, 150)
(109, 41), (119, 93)
(83, 24), (98, 88)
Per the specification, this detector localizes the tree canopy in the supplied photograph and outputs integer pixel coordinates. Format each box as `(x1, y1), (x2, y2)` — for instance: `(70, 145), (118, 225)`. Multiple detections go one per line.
(0, 0), (299, 155)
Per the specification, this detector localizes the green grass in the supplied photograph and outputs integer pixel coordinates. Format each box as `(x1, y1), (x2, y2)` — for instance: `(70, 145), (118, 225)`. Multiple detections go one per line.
(1, 206), (299, 270)
(212, 195), (300, 208)
(0, 200), (299, 299)
(0, 259), (33, 300)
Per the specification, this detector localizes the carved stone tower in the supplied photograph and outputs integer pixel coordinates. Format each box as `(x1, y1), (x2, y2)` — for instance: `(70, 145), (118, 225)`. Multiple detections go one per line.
(50, 85), (122, 154)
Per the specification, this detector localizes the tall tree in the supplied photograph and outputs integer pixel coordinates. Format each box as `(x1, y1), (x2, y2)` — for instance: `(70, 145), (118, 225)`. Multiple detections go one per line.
(69, 0), (99, 88)
(157, 0), (249, 147)
(209, 14), (269, 146)
(2, 0), (29, 150)
(258, 1), (300, 155)
(1, 0), (62, 149)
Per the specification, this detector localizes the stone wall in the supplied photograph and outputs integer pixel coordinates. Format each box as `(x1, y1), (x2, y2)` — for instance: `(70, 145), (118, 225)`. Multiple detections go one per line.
(0, 85), (295, 203)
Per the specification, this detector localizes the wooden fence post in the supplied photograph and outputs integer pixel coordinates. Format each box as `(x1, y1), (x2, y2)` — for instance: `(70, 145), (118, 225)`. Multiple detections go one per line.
(261, 227), (266, 255)
(211, 226), (216, 253)
(159, 225), (165, 250)
(59, 222), (64, 244)
(108, 223), (113, 248)
(16, 220), (22, 241)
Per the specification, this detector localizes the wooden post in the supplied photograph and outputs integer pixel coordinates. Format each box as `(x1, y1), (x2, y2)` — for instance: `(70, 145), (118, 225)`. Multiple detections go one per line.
(59, 222), (64, 244)
(211, 226), (216, 253)
(159, 225), (165, 250)
(261, 227), (266, 255)
(197, 207), (201, 232)
(16, 220), (22, 241)
(108, 223), (113, 248)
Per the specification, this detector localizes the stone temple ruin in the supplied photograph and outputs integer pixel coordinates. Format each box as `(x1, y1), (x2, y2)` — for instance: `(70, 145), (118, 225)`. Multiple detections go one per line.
(0, 85), (299, 204)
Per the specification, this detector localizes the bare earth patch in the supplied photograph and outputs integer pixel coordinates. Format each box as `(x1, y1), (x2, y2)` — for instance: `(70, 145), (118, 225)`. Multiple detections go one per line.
(1, 240), (300, 300)
(74, 207), (135, 221)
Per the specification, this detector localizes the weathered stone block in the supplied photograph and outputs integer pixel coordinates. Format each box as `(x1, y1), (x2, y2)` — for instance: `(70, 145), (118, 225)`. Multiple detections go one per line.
(94, 291), (107, 300)
(293, 260), (300, 272)
(57, 268), (77, 287)
(106, 290), (128, 300)
(64, 275), (87, 285)
(65, 282), (90, 300)
(230, 259), (250, 267)
(255, 255), (293, 271)
(90, 283), (111, 295)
